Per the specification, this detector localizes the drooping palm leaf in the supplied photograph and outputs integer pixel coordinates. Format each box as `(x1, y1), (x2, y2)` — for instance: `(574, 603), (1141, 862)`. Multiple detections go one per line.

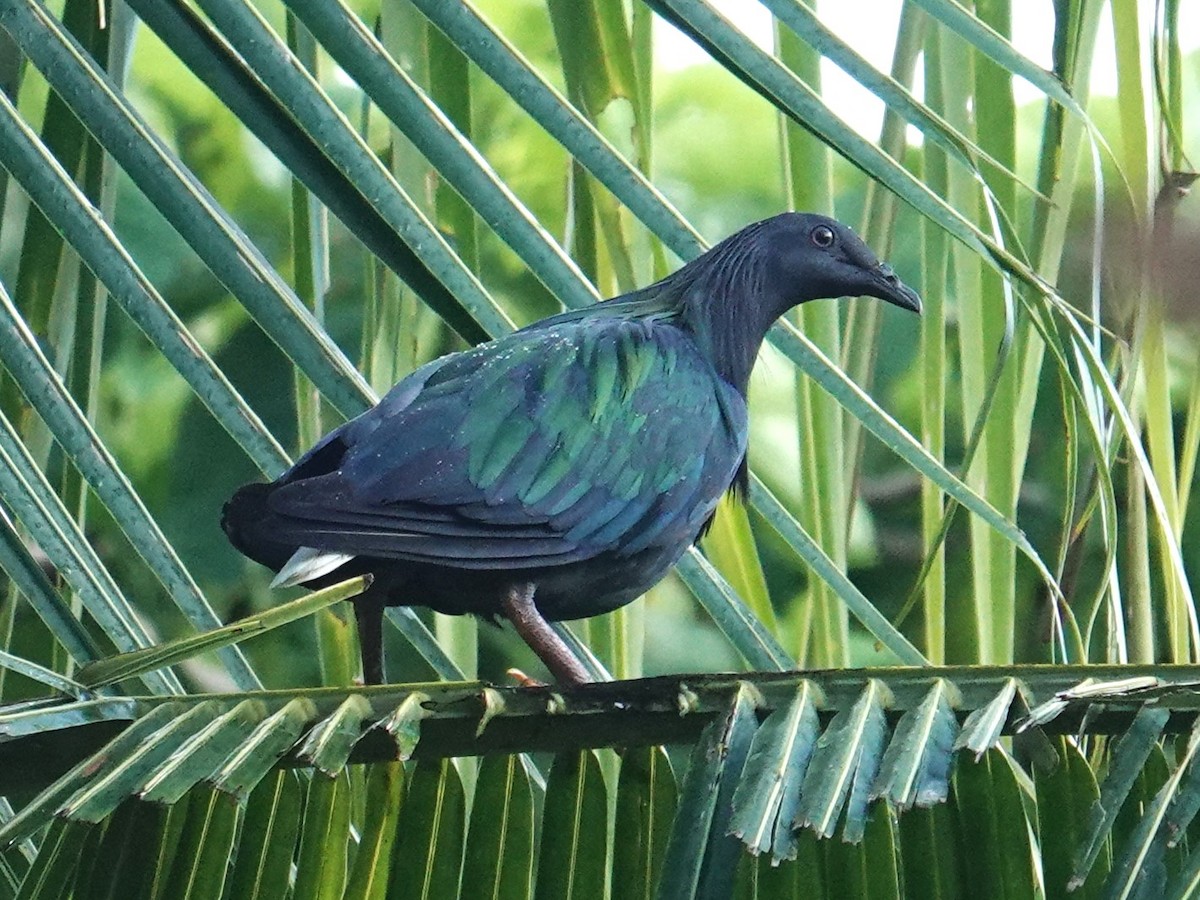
(3, 668), (1200, 896)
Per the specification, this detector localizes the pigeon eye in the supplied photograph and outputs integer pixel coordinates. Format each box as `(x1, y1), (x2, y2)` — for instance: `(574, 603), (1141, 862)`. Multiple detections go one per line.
(811, 225), (835, 248)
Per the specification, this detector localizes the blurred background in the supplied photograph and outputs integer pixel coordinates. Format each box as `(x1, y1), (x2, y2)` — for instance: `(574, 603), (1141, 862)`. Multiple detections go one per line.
(1, 0), (1198, 693)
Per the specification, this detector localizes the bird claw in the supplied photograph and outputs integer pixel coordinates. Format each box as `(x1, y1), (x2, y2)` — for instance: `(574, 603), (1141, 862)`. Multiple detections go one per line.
(506, 667), (546, 688)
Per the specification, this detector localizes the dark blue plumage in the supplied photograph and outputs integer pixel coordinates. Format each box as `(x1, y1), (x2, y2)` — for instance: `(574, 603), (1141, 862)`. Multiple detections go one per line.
(223, 212), (921, 683)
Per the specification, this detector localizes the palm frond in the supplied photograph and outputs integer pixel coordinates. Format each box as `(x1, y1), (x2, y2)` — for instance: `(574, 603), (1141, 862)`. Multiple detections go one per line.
(2, 669), (1200, 895)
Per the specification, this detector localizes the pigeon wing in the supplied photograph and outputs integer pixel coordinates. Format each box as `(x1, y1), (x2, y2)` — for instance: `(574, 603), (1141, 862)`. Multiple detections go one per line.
(263, 318), (747, 570)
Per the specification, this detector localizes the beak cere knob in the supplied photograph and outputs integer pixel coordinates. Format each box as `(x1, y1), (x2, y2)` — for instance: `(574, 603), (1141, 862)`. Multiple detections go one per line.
(873, 263), (923, 314)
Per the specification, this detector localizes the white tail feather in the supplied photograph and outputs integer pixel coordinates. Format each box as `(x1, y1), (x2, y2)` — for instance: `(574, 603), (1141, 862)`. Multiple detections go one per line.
(271, 546), (356, 588)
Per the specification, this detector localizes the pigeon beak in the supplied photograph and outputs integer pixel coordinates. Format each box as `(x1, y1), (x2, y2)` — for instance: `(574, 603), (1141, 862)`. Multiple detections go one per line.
(870, 263), (922, 314)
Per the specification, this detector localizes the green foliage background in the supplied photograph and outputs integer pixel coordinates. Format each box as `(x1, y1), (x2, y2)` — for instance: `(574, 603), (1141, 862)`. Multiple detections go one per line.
(12, 0), (1192, 691)
(6, 0), (938, 687)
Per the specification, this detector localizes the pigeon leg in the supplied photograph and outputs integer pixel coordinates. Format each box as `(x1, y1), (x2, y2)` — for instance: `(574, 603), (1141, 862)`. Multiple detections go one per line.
(354, 590), (387, 685)
(502, 583), (591, 686)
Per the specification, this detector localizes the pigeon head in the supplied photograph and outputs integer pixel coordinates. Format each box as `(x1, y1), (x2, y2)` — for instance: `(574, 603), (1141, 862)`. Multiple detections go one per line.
(667, 211), (921, 393)
(762, 212), (922, 314)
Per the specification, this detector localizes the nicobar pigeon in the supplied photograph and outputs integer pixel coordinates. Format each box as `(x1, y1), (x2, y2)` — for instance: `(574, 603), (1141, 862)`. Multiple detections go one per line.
(223, 213), (921, 685)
